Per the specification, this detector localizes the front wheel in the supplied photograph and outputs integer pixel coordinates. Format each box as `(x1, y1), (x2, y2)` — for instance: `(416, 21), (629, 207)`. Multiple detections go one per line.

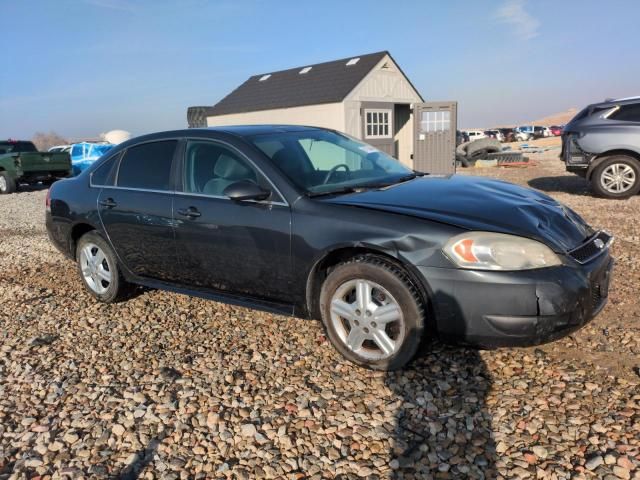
(319, 255), (425, 370)
(76, 231), (131, 303)
(591, 155), (640, 199)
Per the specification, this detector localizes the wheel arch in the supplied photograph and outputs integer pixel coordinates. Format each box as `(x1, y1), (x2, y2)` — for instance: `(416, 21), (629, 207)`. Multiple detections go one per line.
(305, 245), (434, 326)
(69, 222), (98, 259)
(586, 149), (640, 180)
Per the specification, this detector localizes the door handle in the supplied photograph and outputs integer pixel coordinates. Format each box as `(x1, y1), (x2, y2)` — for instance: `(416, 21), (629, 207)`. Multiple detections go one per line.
(99, 198), (117, 208)
(177, 207), (201, 218)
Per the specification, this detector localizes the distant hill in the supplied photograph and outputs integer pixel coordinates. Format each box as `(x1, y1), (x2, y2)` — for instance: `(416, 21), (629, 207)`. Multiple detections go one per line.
(531, 108), (578, 126)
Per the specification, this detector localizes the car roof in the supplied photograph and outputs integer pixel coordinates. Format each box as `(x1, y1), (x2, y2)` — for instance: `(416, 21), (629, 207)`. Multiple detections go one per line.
(588, 96), (640, 109)
(195, 124), (324, 136)
(105, 125), (331, 151)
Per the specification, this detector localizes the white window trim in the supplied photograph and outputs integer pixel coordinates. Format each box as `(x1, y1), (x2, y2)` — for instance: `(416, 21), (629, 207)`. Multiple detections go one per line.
(364, 109), (393, 139)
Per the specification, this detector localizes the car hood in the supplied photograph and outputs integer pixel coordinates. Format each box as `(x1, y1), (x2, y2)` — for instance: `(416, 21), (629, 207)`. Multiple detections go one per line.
(322, 175), (594, 252)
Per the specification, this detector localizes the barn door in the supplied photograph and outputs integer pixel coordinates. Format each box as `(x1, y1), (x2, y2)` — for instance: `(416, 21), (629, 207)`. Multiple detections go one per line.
(361, 102), (395, 157)
(413, 101), (457, 174)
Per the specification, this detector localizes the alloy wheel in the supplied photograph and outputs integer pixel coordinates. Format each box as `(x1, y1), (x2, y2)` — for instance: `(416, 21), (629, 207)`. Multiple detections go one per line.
(0, 176), (6, 192)
(601, 163), (636, 194)
(329, 279), (405, 361)
(79, 243), (112, 294)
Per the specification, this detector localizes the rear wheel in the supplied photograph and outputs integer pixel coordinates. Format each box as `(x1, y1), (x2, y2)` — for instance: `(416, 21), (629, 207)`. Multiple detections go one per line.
(0, 172), (16, 194)
(591, 155), (640, 199)
(76, 231), (131, 303)
(319, 255), (425, 370)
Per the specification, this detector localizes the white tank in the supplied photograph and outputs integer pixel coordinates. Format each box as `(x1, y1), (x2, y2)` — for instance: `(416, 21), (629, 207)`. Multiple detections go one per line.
(101, 130), (132, 145)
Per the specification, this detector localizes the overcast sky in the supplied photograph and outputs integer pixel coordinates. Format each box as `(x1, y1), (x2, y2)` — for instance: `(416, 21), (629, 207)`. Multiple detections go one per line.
(1, 0), (638, 138)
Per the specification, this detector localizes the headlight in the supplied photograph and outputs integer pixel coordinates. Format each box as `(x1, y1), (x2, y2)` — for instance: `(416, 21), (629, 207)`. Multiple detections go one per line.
(443, 232), (562, 271)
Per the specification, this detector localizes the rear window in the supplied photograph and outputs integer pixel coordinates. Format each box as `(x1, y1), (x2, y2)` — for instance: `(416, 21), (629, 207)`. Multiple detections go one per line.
(117, 141), (177, 191)
(0, 141), (37, 154)
(609, 103), (640, 122)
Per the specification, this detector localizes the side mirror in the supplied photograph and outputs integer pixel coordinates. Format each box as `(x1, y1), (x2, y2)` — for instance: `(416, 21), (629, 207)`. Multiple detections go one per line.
(223, 180), (271, 202)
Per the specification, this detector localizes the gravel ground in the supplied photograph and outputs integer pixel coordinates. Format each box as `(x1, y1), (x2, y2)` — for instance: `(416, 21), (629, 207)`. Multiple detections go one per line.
(0, 152), (638, 479)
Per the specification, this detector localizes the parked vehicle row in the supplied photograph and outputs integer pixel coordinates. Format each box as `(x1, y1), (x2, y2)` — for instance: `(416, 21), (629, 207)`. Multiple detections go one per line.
(0, 140), (71, 194)
(47, 125), (613, 370)
(461, 125), (564, 143)
(562, 96), (640, 199)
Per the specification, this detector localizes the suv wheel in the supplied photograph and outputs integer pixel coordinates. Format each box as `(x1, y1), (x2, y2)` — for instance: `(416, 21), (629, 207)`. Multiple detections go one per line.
(76, 231), (131, 303)
(592, 155), (640, 199)
(319, 255), (425, 371)
(0, 172), (17, 194)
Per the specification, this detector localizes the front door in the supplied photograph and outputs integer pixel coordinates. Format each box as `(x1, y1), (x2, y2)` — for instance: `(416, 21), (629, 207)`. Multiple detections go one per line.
(173, 139), (292, 302)
(361, 102), (395, 157)
(98, 140), (179, 281)
(413, 101), (457, 174)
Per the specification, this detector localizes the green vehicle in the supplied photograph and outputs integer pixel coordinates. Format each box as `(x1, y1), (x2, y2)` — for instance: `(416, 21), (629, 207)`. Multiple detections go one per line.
(0, 140), (72, 194)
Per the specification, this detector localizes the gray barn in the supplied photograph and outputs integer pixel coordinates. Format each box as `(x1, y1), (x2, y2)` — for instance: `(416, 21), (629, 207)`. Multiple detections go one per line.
(188, 51), (457, 173)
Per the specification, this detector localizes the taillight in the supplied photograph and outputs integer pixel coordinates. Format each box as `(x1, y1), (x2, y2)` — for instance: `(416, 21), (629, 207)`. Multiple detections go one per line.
(45, 188), (51, 212)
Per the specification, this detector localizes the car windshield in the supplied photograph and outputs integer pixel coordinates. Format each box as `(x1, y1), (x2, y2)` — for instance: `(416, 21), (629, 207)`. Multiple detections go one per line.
(250, 130), (414, 194)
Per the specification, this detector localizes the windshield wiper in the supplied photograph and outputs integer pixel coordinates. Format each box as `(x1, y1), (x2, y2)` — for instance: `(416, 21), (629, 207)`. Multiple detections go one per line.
(358, 172), (421, 189)
(307, 172), (424, 198)
(307, 186), (363, 198)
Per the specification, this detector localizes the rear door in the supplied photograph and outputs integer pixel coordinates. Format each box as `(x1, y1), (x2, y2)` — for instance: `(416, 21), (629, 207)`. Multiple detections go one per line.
(413, 101), (457, 174)
(97, 139), (179, 281)
(173, 139), (292, 302)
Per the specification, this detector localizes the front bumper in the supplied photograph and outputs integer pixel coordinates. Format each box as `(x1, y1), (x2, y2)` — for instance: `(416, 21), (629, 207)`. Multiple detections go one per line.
(417, 250), (613, 348)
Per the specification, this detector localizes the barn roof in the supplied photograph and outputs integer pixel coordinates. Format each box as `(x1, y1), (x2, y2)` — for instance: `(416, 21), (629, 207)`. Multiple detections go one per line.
(203, 51), (398, 117)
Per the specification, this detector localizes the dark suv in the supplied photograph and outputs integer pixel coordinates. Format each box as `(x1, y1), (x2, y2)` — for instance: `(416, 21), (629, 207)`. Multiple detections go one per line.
(562, 97), (640, 198)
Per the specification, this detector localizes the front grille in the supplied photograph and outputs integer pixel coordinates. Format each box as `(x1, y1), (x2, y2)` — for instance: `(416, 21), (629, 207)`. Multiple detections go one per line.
(569, 231), (612, 264)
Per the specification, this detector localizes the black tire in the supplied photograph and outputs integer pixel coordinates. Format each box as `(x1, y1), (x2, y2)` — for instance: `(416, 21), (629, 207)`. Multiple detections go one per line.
(456, 141), (470, 158)
(456, 153), (470, 168)
(0, 172), (17, 194)
(465, 138), (501, 158)
(319, 255), (426, 371)
(468, 148), (489, 161)
(591, 155), (640, 199)
(76, 231), (132, 303)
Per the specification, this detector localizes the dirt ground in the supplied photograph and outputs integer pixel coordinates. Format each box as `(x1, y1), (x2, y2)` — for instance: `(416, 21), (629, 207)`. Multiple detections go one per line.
(0, 145), (638, 479)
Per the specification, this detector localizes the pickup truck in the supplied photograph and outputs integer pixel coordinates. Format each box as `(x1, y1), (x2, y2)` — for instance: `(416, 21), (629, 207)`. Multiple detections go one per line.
(0, 140), (72, 194)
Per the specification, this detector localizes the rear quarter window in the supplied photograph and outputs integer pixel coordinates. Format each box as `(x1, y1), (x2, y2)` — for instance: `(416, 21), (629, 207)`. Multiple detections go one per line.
(117, 140), (177, 191)
(609, 103), (640, 122)
(91, 153), (121, 186)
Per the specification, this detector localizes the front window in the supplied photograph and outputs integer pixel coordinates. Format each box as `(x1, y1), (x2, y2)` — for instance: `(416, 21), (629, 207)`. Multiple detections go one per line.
(251, 130), (413, 195)
(183, 140), (271, 198)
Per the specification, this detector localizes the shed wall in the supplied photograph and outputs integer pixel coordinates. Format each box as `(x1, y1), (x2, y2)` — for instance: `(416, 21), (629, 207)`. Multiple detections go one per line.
(206, 103), (345, 131)
(344, 55), (422, 104)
